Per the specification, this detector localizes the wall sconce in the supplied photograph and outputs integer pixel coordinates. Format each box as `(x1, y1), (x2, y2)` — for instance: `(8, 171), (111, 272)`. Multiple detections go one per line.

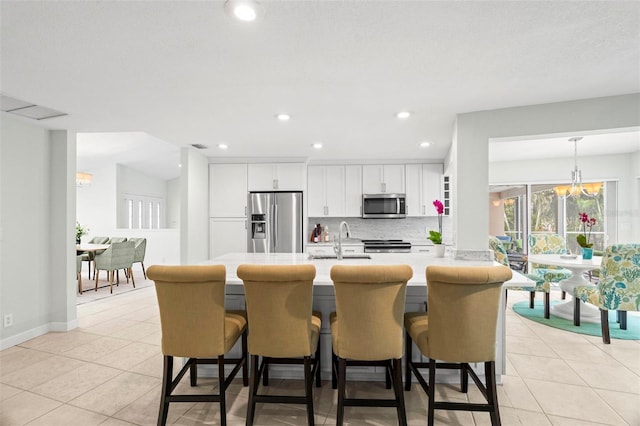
(76, 172), (93, 187)
(491, 200), (501, 207)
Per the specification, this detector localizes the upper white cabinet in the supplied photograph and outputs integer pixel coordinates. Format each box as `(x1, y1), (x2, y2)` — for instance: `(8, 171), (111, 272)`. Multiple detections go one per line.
(307, 165), (346, 217)
(345, 165), (363, 217)
(405, 163), (443, 216)
(362, 164), (405, 194)
(248, 163), (306, 191)
(209, 164), (248, 217)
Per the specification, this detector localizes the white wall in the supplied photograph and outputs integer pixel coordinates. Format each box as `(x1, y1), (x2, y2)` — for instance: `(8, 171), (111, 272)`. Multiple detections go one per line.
(180, 147), (209, 264)
(166, 177), (180, 229)
(1, 114), (76, 349)
(453, 93), (640, 258)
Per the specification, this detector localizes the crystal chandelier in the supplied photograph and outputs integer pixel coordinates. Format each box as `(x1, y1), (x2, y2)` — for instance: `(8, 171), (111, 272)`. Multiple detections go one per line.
(553, 137), (602, 198)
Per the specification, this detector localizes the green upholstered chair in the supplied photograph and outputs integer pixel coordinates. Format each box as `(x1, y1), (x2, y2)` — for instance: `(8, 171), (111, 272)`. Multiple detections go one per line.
(147, 264), (248, 426)
(94, 241), (135, 293)
(81, 236), (109, 279)
(404, 265), (513, 426)
(528, 233), (573, 298)
(128, 237), (147, 279)
(76, 255), (83, 294)
(573, 244), (640, 344)
(108, 237), (127, 243)
(490, 236), (552, 318)
(237, 264), (321, 426)
(330, 264), (413, 426)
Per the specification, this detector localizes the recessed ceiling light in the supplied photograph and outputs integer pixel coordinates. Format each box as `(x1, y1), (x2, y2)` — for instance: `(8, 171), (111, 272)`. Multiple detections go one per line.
(218, 143), (228, 150)
(311, 143), (323, 149)
(396, 111), (412, 119)
(419, 141), (432, 148)
(276, 113), (291, 121)
(224, 0), (265, 22)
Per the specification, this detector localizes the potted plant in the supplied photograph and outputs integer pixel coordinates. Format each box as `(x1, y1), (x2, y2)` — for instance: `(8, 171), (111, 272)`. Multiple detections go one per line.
(76, 222), (89, 245)
(428, 200), (446, 257)
(577, 212), (596, 259)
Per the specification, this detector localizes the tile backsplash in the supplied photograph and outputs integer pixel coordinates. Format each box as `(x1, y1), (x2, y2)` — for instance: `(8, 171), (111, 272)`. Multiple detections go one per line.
(307, 216), (452, 244)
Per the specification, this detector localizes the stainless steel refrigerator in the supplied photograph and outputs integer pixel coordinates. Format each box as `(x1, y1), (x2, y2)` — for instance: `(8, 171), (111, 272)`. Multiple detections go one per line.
(247, 192), (303, 253)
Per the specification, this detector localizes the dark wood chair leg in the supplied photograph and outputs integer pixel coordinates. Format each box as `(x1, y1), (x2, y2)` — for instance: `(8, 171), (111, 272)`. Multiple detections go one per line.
(158, 355), (173, 426)
(332, 350), (338, 389)
(315, 340), (321, 388)
(304, 356), (315, 426)
(242, 332), (248, 386)
(460, 362), (468, 393)
(405, 330), (412, 391)
(142, 262), (147, 279)
(562, 290), (566, 300)
(544, 292), (550, 319)
(392, 358), (407, 426)
(218, 355), (227, 426)
(601, 309), (611, 344)
(246, 354), (260, 426)
(337, 357), (347, 426)
(263, 357), (269, 386)
(485, 361), (501, 426)
(620, 311), (627, 330)
(385, 360), (392, 389)
(427, 359), (436, 426)
(574, 298), (581, 326)
(190, 358), (197, 386)
(529, 291), (535, 309)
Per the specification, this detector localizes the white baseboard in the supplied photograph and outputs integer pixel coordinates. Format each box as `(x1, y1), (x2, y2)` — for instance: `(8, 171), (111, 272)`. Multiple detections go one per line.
(0, 320), (78, 350)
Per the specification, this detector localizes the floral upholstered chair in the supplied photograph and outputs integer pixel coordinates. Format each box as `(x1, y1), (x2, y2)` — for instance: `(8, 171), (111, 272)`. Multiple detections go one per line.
(528, 233), (573, 298)
(574, 244), (640, 344)
(490, 236), (552, 318)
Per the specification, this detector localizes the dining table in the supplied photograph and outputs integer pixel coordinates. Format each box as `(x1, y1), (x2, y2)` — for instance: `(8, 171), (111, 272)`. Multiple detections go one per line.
(527, 253), (603, 323)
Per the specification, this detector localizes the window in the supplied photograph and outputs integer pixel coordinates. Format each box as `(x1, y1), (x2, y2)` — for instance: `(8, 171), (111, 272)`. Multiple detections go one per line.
(123, 194), (165, 229)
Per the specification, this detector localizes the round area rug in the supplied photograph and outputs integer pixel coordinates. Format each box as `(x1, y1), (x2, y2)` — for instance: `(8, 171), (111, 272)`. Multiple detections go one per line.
(512, 300), (640, 340)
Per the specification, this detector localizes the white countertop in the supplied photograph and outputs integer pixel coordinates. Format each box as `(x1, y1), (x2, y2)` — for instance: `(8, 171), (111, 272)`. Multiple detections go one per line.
(208, 252), (533, 288)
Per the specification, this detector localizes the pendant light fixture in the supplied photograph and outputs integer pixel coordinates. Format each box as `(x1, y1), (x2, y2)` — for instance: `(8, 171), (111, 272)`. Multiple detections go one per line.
(553, 137), (602, 198)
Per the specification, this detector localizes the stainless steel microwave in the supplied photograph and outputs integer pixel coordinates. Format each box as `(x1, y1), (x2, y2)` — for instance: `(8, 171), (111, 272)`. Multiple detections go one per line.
(362, 194), (406, 219)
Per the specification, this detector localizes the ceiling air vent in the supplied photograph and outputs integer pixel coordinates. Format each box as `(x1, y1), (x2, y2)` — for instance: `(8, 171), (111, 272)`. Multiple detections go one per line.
(1, 94), (68, 120)
(191, 143), (208, 149)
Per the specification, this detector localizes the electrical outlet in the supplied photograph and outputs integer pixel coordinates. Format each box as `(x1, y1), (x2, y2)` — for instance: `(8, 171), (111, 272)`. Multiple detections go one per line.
(4, 314), (13, 328)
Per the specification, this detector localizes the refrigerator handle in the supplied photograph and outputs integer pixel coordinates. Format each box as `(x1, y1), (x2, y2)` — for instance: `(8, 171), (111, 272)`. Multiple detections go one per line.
(272, 202), (277, 250)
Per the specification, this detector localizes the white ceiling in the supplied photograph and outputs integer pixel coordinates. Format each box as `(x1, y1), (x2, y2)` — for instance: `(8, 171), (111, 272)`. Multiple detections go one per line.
(2, 1), (639, 180)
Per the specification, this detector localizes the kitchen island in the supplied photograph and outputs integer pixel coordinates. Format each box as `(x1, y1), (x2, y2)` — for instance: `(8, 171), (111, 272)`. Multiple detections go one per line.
(207, 252), (533, 383)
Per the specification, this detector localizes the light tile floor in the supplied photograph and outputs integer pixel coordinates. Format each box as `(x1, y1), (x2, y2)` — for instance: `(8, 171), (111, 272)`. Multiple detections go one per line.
(1, 280), (639, 425)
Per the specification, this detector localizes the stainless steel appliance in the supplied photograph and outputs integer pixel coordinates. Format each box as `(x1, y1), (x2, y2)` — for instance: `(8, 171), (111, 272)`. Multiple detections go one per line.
(362, 239), (411, 253)
(247, 192), (303, 253)
(362, 194), (406, 219)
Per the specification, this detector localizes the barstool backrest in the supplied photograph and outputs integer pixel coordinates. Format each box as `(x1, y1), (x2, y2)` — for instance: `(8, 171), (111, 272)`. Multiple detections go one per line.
(330, 264), (413, 360)
(148, 264), (227, 358)
(237, 264), (317, 357)
(425, 265), (512, 363)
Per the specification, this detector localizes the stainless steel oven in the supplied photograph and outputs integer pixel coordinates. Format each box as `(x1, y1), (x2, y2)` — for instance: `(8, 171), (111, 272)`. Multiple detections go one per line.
(362, 193), (406, 219)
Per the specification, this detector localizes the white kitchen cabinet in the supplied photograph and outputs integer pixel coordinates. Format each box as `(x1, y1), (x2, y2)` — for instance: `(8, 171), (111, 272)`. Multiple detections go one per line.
(209, 164), (247, 217)
(307, 165), (346, 217)
(345, 165), (363, 217)
(405, 163), (443, 216)
(410, 244), (434, 254)
(248, 163), (306, 191)
(209, 218), (247, 258)
(362, 164), (405, 194)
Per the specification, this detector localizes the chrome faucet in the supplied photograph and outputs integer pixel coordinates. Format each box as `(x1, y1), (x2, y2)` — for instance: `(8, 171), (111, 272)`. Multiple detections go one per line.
(334, 221), (351, 260)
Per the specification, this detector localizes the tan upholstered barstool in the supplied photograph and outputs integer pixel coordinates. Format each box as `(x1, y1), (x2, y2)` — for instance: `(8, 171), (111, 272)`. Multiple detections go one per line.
(330, 264), (413, 426)
(237, 264), (321, 426)
(148, 265), (248, 426)
(404, 265), (513, 426)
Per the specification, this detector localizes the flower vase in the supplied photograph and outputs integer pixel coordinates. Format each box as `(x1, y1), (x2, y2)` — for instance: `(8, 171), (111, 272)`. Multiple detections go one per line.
(433, 244), (445, 258)
(581, 247), (593, 260)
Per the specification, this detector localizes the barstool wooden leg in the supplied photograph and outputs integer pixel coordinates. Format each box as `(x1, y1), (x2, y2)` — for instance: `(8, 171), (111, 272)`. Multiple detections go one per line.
(485, 361), (501, 426)
(461, 362), (469, 393)
(392, 358), (407, 426)
(219, 355), (227, 426)
(247, 354), (260, 426)
(158, 355), (173, 426)
(242, 332), (249, 386)
(405, 330), (412, 391)
(427, 359), (436, 426)
(331, 350), (338, 389)
(337, 357), (347, 426)
(315, 339), (321, 388)
(304, 355), (315, 426)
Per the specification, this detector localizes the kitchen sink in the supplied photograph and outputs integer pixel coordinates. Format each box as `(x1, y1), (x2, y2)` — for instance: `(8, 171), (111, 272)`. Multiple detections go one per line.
(308, 253), (371, 260)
